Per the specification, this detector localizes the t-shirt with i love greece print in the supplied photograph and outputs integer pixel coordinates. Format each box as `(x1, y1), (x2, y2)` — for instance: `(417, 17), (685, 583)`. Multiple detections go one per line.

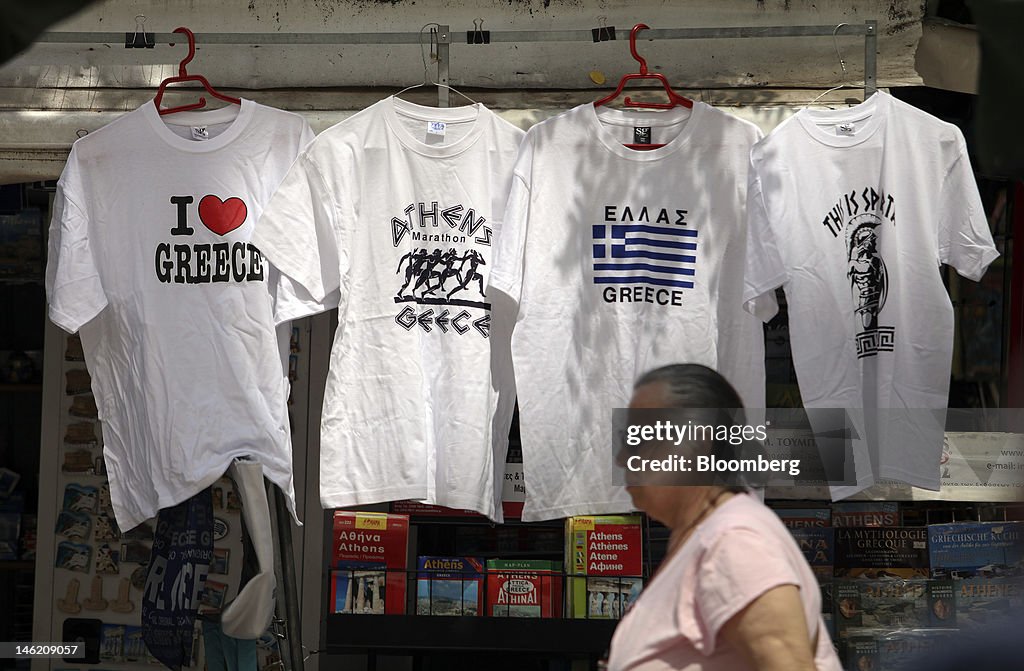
(46, 100), (312, 530)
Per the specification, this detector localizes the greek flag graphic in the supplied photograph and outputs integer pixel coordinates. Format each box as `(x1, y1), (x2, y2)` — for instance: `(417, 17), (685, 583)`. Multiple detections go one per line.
(592, 224), (697, 288)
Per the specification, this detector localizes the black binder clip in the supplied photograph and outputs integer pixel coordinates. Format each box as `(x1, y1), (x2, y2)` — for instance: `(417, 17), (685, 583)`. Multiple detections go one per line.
(467, 18), (490, 45)
(592, 16), (615, 42)
(125, 15), (155, 48)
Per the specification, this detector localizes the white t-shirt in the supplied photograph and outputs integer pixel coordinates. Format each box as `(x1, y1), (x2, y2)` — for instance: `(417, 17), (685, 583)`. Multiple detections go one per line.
(46, 100), (313, 530)
(489, 103), (766, 521)
(252, 97), (523, 521)
(743, 91), (999, 498)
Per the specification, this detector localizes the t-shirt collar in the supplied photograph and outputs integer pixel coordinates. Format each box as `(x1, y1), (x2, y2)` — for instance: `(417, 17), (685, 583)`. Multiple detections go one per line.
(142, 98), (255, 153)
(382, 95), (487, 158)
(796, 90), (890, 148)
(585, 101), (708, 162)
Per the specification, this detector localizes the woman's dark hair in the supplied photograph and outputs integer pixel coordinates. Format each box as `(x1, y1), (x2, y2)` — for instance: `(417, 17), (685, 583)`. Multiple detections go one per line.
(634, 363), (752, 492)
(634, 363), (743, 411)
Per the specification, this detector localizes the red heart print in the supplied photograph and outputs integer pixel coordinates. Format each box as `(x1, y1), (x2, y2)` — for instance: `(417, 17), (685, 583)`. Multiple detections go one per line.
(198, 195), (247, 236)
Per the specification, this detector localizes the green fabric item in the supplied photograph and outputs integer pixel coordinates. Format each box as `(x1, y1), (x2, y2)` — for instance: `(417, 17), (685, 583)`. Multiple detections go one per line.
(202, 620), (258, 671)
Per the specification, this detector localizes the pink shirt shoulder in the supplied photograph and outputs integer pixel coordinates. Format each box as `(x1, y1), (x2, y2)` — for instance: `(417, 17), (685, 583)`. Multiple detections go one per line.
(607, 493), (842, 671)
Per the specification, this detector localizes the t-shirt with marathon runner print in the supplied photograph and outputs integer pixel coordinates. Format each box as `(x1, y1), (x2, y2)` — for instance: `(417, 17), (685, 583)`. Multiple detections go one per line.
(488, 102), (767, 521)
(46, 100), (313, 530)
(252, 97), (523, 521)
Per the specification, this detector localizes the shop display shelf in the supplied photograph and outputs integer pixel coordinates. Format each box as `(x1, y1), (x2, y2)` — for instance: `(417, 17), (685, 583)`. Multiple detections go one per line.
(325, 613), (617, 656)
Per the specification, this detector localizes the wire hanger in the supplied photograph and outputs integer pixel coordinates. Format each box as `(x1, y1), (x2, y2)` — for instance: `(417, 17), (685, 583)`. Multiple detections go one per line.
(808, 23), (863, 107)
(394, 23), (478, 107)
(594, 23), (693, 150)
(154, 27), (241, 116)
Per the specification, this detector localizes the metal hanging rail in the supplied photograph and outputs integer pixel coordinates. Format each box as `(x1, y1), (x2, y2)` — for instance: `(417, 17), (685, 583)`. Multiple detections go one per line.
(36, 23), (876, 44)
(35, 21), (879, 107)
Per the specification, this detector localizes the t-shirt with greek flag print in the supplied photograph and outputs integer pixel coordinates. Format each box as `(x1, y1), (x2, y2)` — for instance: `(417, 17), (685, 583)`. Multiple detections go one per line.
(488, 102), (766, 521)
(252, 97), (524, 522)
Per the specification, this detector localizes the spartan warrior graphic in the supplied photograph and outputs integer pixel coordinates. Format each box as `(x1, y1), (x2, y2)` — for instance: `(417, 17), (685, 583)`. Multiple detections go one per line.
(396, 248), (487, 301)
(846, 214), (888, 330)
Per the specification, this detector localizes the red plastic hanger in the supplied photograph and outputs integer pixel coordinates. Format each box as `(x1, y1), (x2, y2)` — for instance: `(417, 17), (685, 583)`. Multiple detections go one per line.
(594, 23), (693, 150)
(154, 27), (241, 115)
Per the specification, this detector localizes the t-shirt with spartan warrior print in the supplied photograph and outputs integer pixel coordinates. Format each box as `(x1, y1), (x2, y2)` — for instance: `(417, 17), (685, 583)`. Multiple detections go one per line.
(46, 100), (312, 530)
(743, 91), (999, 499)
(252, 97), (523, 521)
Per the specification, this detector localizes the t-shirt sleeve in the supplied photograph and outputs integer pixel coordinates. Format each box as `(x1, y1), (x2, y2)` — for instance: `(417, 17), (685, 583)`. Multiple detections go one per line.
(691, 528), (803, 656)
(45, 148), (108, 333)
(488, 140), (533, 305)
(299, 121), (316, 150)
(717, 129), (767, 410)
(742, 158), (786, 323)
(265, 262), (339, 332)
(488, 173), (531, 303)
(251, 152), (344, 321)
(938, 130), (999, 281)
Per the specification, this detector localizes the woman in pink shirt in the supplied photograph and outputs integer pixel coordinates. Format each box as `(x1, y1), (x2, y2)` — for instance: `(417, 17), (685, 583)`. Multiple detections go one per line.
(607, 364), (842, 671)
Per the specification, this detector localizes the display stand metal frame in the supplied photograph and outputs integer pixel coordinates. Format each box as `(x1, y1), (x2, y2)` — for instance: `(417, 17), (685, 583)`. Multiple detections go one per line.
(29, 20), (878, 671)
(37, 20), (878, 108)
